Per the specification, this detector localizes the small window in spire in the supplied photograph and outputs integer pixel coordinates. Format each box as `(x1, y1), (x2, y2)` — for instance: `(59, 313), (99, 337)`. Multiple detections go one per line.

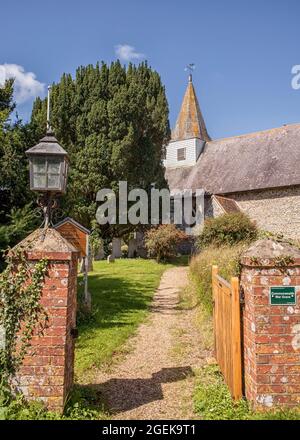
(177, 147), (186, 161)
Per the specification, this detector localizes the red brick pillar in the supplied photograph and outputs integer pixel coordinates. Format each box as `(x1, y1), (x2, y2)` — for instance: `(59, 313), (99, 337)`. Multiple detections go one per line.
(241, 239), (300, 409)
(13, 228), (79, 413)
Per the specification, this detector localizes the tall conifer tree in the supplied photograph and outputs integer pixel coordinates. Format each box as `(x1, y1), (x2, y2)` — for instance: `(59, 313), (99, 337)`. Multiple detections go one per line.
(30, 61), (170, 234)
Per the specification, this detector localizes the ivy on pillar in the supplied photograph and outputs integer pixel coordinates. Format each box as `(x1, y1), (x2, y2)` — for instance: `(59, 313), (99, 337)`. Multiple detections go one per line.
(13, 228), (79, 413)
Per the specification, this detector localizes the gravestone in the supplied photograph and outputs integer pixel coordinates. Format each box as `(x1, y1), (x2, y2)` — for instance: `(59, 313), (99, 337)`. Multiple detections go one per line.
(135, 231), (147, 258)
(94, 245), (105, 260)
(112, 237), (122, 258)
(128, 238), (137, 258)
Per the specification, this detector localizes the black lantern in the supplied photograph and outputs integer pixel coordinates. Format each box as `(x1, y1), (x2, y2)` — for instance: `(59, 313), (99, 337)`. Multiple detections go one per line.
(26, 131), (69, 228)
(26, 132), (69, 194)
(26, 86), (69, 228)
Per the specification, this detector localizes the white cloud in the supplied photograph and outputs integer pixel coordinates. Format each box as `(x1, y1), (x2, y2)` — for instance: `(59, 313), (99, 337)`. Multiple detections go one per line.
(115, 44), (145, 62)
(0, 63), (45, 104)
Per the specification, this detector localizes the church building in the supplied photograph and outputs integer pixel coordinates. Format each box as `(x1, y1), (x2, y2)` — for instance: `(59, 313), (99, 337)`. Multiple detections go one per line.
(164, 74), (300, 239)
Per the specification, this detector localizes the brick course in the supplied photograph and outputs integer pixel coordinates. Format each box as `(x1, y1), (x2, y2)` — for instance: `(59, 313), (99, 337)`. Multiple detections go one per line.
(12, 229), (79, 413)
(241, 240), (300, 408)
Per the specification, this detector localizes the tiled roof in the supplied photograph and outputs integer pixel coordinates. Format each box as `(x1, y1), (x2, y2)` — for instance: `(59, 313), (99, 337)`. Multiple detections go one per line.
(213, 195), (240, 213)
(166, 123), (300, 194)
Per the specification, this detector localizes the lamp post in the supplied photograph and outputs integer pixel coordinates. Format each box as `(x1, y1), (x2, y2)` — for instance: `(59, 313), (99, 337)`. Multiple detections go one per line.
(26, 86), (69, 228)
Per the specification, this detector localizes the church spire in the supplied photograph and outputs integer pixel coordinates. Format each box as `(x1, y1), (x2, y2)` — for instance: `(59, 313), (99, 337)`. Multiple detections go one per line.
(172, 75), (211, 142)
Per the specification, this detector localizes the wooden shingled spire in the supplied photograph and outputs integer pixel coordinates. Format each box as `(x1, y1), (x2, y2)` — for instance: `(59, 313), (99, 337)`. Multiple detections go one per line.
(172, 75), (211, 142)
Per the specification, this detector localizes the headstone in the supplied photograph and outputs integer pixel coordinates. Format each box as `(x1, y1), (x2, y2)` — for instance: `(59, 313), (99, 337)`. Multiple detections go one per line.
(135, 231), (147, 258)
(112, 237), (122, 258)
(128, 238), (137, 258)
(107, 254), (115, 263)
(94, 245), (105, 260)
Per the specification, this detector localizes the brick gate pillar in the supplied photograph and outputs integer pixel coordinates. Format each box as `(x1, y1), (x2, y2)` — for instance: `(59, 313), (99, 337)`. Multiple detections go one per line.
(240, 239), (300, 409)
(12, 228), (79, 413)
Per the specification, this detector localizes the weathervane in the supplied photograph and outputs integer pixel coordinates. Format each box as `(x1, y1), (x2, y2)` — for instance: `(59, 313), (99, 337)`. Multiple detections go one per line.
(184, 63), (195, 82)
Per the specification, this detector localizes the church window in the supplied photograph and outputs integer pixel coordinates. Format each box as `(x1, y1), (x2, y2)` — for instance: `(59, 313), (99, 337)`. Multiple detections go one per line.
(177, 147), (186, 161)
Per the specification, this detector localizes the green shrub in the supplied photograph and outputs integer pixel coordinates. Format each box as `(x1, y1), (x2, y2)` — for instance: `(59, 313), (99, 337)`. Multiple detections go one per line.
(190, 244), (246, 313)
(144, 225), (187, 262)
(197, 212), (258, 249)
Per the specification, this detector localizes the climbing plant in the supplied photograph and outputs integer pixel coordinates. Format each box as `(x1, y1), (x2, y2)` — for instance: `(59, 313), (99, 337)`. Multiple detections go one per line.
(0, 249), (49, 391)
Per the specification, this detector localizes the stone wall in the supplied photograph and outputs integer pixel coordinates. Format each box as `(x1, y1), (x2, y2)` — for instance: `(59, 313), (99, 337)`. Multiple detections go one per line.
(231, 186), (300, 240)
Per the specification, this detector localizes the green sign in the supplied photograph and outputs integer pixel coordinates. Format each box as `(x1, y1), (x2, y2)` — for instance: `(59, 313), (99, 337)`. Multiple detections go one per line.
(270, 286), (296, 305)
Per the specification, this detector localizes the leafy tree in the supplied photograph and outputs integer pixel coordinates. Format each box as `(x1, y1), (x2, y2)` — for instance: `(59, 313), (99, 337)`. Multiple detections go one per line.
(0, 80), (38, 266)
(0, 80), (34, 223)
(0, 204), (39, 255)
(30, 61), (170, 237)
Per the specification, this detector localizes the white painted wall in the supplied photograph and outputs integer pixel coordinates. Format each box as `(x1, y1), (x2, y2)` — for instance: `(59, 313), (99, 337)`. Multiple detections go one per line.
(164, 138), (205, 168)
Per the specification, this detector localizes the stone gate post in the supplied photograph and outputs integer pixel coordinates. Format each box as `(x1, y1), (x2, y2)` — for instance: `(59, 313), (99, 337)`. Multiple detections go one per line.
(13, 228), (79, 413)
(240, 239), (300, 409)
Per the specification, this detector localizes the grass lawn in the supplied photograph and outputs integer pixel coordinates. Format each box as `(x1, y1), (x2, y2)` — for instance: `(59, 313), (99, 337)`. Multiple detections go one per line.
(75, 259), (173, 381)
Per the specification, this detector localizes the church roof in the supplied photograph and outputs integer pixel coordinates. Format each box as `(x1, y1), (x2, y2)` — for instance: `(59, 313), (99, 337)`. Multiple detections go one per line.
(171, 75), (211, 142)
(166, 123), (300, 195)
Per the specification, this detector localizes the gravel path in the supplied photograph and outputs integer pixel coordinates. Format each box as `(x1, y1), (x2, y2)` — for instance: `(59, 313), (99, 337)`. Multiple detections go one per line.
(96, 266), (208, 420)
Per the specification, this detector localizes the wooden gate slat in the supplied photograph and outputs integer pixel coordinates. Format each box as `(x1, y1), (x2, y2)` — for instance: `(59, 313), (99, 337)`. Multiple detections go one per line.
(212, 265), (243, 400)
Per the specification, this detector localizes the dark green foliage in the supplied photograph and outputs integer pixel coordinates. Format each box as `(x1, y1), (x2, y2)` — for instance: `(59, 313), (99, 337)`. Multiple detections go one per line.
(0, 204), (39, 255)
(197, 212), (258, 249)
(0, 63), (169, 252)
(0, 81), (33, 222)
(0, 81), (37, 265)
(30, 61), (170, 234)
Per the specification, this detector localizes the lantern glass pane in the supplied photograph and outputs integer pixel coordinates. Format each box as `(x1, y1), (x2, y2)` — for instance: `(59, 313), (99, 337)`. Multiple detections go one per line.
(47, 158), (62, 190)
(32, 158), (46, 173)
(48, 174), (61, 189)
(47, 158), (61, 174)
(33, 174), (46, 189)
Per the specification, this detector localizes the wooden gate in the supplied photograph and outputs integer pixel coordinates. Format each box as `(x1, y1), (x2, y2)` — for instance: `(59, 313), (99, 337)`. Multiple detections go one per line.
(212, 265), (243, 400)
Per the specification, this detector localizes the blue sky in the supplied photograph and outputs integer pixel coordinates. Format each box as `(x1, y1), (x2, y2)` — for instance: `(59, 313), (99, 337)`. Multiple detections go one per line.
(1, 0), (300, 139)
